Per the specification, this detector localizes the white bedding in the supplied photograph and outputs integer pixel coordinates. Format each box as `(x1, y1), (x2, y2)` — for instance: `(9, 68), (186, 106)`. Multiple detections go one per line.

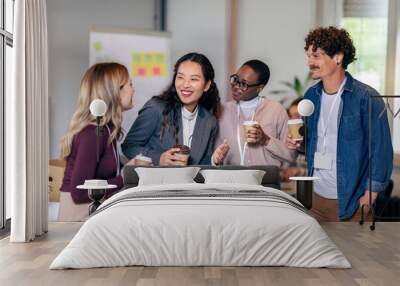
(50, 183), (351, 269)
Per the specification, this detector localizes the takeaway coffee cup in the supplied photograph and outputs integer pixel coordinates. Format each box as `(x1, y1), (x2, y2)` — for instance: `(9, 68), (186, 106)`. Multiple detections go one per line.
(173, 144), (190, 165)
(288, 119), (304, 141)
(243, 120), (259, 143)
(134, 154), (153, 166)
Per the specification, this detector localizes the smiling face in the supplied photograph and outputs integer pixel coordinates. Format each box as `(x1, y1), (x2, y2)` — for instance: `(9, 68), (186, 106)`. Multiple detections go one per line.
(231, 65), (264, 102)
(120, 79), (134, 111)
(175, 60), (211, 112)
(306, 45), (344, 81)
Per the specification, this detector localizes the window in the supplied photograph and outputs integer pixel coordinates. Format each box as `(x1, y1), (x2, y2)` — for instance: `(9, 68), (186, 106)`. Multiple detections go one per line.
(5, 0), (13, 33)
(343, 0), (389, 94)
(1, 0), (14, 231)
(343, 0), (400, 194)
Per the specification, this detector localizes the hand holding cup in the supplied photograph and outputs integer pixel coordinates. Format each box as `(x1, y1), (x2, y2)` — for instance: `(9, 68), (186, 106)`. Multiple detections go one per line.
(160, 148), (183, 166)
(173, 144), (190, 166)
(243, 121), (269, 145)
(287, 134), (302, 150)
(288, 119), (304, 141)
(287, 119), (304, 150)
(133, 154), (153, 166)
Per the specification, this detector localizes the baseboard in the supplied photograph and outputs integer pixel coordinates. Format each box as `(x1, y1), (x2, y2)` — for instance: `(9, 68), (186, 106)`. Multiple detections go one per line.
(394, 153), (400, 168)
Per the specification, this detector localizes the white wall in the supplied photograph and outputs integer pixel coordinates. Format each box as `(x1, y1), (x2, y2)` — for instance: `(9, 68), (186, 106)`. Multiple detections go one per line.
(167, 0), (316, 104)
(237, 0), (316, 103)
(167, 0), (229, 101)
(47, 0), (155, 158)
(47, 0), (317, 157)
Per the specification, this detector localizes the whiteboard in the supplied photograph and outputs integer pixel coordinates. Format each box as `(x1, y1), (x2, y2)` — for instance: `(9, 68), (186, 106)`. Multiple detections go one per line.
(89, 28), (172, 142)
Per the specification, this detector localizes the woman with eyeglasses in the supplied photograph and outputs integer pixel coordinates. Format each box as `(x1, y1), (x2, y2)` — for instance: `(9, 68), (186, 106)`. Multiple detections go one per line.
(121, 52), (221, 166)
(212, 59), (296, 166)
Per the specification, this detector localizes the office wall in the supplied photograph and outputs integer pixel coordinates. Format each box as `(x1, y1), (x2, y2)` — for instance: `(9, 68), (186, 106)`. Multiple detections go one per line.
(47, 0), (154, 158)
(167, 0), (316, 103)
(47, 0), (317, 157)
(237, 0), (316, 102)
(166, 0), (229, 101)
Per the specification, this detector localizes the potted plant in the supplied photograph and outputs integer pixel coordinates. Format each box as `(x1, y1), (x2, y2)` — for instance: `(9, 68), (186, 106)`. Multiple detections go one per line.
(271, 72), (313, 107)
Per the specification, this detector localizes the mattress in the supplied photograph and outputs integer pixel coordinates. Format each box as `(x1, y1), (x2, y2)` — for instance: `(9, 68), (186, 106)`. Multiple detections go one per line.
(50, 183), (351, 269)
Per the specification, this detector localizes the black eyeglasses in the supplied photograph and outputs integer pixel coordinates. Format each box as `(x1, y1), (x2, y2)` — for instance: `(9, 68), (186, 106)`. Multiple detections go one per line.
(230, 74), (262, 91)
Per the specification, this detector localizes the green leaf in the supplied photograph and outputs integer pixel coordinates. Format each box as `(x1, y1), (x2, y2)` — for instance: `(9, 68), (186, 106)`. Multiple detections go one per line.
(278, 73), (314, 98)
(280, 81), (295, 89)
(294, 78), (301, 93)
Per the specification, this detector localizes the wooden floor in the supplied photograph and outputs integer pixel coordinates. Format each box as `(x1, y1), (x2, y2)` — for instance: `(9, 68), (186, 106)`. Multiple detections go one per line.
(0, 222), (399, 286)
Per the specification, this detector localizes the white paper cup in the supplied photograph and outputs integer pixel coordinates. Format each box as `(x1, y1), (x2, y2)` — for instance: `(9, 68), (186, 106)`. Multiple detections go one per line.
(134, 154), (153, 166)
(288, 119), (304, 141)
(243, 121), (259, 143)
(83, 179), (108, 187)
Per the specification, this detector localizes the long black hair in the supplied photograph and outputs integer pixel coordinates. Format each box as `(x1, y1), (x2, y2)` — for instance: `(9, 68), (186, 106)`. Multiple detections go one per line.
(155, 52), (221, 143)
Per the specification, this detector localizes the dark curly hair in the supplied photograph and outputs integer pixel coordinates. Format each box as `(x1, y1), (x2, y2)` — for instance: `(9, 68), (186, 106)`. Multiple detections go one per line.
(155, 52), (221, 144)
(304, 26), (356, 69)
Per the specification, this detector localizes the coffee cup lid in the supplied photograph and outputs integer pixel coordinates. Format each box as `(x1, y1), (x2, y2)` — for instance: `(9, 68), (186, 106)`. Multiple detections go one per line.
(134, 154), (152, 162)
(174, 144), (190, 154)
(288, 119), (303, 124)
(77, 179), (117, 190)
(243, 120), (258, 126)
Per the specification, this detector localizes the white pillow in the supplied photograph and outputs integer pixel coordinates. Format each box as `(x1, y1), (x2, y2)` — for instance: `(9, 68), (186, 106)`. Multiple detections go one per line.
(136, 167), (201, 186)
(200, 169), (266, 185)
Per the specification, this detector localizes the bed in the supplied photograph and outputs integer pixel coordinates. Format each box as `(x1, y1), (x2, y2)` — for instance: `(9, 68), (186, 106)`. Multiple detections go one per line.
(50, 166), (350, 269)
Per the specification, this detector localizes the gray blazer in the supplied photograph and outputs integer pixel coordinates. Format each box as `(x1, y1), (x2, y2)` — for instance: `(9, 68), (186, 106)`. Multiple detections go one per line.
(122, 98), (218, 165)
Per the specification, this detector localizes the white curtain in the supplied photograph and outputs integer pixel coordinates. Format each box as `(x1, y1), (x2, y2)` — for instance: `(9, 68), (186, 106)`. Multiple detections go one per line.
(8, 0), (49, 242)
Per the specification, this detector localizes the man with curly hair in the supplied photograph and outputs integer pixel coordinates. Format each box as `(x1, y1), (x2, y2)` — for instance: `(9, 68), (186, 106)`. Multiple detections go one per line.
(288, 26), (393, 221)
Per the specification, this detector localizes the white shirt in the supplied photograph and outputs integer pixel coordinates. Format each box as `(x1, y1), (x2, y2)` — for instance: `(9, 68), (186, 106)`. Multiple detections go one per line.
(181, 106), (198, 148)
(239, 96), (260, 119)
(211, 96), (261, 166)
(313, 78), (346, 199)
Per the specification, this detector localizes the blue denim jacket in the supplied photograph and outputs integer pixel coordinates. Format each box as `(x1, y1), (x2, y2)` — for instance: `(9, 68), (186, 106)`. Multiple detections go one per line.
(304, 72), (393, 219)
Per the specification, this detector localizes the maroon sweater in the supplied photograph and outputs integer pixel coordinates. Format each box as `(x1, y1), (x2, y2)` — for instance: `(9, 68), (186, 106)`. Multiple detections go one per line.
(60, 125), (123, 204)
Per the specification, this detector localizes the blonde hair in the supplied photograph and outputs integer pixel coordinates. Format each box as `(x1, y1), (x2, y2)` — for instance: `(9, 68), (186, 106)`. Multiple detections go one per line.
(60, 62), (130, 158)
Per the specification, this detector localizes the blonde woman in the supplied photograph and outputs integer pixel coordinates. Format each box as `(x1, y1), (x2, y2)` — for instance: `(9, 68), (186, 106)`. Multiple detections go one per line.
(58, 63), (134, 221)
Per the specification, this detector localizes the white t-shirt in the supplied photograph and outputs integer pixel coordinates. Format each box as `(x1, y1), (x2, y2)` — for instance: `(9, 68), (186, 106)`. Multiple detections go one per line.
(211, 96), (260, 166)
(313, 79), (346, 199)
(239, 96), (260, 119)
(181, 106), (198, 148)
